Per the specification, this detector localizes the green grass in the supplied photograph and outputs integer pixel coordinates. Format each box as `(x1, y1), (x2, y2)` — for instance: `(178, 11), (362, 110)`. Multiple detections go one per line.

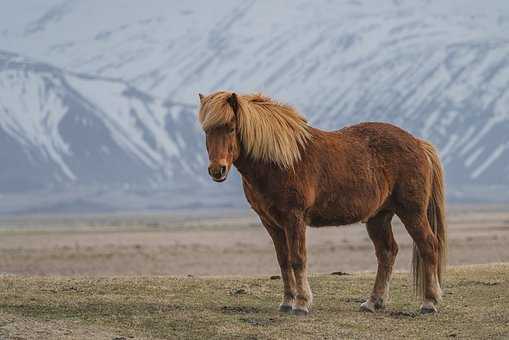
(1, 264), (508, 339)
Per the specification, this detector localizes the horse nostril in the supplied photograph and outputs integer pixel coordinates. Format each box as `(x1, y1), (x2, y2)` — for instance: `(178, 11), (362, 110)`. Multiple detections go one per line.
(220, 165), (226, 177)
(208, 167), (214, 177)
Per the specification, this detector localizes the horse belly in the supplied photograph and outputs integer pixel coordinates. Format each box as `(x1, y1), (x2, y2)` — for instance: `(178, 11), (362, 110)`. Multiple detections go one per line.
(305, 195), (379, 227)
(306, 209), (364, 227)
(307, 215), (357, 227)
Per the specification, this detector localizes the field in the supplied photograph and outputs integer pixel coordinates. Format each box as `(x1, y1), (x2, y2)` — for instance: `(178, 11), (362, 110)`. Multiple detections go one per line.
(1, 265), (508, 339)
(0, 205), (508, 339)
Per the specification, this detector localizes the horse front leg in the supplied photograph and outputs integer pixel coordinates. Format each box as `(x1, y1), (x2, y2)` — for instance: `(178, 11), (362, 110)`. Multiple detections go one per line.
(285, 214), (312, 316)
(261, 217), (297, 313)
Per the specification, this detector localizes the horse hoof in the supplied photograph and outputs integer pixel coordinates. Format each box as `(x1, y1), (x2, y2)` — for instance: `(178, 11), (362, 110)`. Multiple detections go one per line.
(279, 304), (293, 314)
(360, 300), (376, 313)
(420, 303), (438, 314)
(293, 308), (309, 317)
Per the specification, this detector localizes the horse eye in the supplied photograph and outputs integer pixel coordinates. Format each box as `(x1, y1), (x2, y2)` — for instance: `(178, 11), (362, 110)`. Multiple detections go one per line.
(228, 128), (235, 134)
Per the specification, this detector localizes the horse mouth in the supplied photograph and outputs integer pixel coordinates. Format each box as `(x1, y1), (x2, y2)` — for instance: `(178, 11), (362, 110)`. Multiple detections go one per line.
(212, 176), (227, 182)
(211, 170), (228, 182)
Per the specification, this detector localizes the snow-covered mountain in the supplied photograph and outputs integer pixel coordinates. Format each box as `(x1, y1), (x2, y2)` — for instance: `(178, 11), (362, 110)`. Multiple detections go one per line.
(0, 0), (508, 212)
(0, 51), (203, 192)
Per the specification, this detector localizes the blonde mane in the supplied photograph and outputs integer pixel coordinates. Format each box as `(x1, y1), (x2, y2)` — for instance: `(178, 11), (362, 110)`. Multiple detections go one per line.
(198, 91), (311, 169)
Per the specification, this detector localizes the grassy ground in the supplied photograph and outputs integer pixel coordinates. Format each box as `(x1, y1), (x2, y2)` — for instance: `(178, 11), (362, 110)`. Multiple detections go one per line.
(0, 264), (508, 340)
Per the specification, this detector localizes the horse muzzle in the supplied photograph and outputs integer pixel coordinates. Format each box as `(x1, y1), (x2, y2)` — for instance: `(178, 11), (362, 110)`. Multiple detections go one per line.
(208, 164), (229, 182)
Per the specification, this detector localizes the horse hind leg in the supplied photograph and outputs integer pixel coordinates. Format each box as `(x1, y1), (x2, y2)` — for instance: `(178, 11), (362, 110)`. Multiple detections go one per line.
(398, 210), (442, 314)
(361, 211), (398, 312)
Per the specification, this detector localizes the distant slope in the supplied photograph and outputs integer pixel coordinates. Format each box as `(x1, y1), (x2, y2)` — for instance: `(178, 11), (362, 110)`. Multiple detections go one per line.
(0, 51), (203, 192)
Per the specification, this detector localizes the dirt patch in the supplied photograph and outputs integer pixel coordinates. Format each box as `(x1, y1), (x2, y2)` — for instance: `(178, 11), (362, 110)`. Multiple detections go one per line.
(220, 306), (260, 315)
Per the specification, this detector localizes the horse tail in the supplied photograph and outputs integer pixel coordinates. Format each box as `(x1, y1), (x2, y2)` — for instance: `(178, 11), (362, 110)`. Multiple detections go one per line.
(413, 140), (447, 298)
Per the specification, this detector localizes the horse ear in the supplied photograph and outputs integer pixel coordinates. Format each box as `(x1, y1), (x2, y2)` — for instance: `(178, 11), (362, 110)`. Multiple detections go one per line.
(198, 93), (204, 103)
(227, 93), (239, 114)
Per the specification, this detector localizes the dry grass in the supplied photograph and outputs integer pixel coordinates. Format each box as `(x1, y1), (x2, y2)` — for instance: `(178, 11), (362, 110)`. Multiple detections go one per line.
(0, 264), (508, 339)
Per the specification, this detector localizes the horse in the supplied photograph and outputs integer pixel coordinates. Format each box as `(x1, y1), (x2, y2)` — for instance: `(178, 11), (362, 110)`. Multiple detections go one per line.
(197, 91), (447, 316)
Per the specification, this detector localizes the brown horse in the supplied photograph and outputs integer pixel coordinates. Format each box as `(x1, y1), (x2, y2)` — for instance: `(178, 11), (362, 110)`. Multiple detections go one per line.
(197, 91), (447, 316)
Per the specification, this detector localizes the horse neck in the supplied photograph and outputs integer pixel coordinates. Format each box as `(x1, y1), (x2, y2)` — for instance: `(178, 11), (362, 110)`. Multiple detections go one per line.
(233, 149), (263, 178)
(233, 146), (279, 185)
(232, 129), (317, 189)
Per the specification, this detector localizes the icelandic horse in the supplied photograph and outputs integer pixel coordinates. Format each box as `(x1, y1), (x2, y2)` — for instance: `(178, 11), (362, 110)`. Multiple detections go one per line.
(197, 91), (447, 316)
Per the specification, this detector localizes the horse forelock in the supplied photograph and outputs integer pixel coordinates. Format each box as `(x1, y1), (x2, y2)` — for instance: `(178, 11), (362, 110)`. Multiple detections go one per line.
(199, 91), (311, 169)
(199, 91), (236, 131)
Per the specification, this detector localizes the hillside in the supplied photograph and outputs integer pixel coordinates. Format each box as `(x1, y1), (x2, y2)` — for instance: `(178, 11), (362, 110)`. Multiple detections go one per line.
(0, 0), (509, 212)
(0, 51), (202, 192)
(0, 264), (508, 339)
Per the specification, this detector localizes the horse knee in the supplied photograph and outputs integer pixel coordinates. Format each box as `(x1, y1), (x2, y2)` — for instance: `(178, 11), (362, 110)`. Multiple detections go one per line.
(376, 241), (398, 265)
(291, 260), (305, 272)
